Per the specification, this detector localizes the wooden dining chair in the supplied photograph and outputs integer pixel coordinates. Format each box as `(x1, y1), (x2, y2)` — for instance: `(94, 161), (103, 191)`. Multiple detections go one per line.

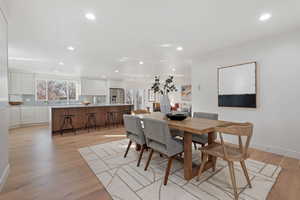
(131, 109), (150, 115)
(143, 118), (184, 185)
(197, 122), (253, 200)
(123, 114), (147, 167)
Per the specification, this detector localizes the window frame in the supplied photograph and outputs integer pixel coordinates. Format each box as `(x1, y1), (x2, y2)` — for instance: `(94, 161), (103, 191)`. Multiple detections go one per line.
(35, 79), (79, 102)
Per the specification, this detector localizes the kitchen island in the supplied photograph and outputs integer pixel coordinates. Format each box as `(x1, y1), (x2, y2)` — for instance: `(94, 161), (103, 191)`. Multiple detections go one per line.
(50, 104), (133, 134)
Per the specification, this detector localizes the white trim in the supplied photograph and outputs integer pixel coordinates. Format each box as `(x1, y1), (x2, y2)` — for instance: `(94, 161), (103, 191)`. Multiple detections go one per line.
(251, 143), (300, 160)
(0, 164), (10, 192)
(223, 139), (300, 159)
(9, 122), (49, 130)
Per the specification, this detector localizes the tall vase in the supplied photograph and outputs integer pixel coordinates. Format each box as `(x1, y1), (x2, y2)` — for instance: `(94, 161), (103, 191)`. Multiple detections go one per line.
(160, 95), (171, 114)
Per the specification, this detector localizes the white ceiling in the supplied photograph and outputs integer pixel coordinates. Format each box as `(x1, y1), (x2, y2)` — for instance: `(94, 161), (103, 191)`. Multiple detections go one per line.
(5, 0), (300, 81)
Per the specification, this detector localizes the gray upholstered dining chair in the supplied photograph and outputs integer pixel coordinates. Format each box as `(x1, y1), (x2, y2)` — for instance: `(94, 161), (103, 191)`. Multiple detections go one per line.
(123, 114), (147, 167)
(192, 112), (218, 148)
(143, 118), (184, 185)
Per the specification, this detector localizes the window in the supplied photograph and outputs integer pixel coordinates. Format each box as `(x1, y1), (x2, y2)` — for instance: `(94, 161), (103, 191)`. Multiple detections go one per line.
(36, 79), (79, 101)
(36, 80), (47, 101)
(48, 80), (67, 101)
(68, 81), (77, 100)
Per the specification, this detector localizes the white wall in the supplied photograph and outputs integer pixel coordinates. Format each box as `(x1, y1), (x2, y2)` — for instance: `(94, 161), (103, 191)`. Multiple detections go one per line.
(192, 28), (300, 159)
(0, 0), (9, 191)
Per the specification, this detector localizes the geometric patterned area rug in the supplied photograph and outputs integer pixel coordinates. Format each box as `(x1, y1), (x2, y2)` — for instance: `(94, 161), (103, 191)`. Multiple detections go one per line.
(79, 139), (281, 200)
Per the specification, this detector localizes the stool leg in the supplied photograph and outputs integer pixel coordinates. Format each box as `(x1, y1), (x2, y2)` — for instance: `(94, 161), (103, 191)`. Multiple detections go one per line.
(87, 116), (91, 132)
(60, 118), (66, 136)
(69, 117), (76, 135)
(93, 116), (97, 130)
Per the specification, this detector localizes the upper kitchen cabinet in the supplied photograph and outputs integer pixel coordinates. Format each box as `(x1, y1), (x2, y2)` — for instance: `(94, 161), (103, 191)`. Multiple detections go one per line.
(9, 72), (35, 95)
(81, 79), (106, 96)
(8, 72), (21, 94)
(21, 73), (35, 94)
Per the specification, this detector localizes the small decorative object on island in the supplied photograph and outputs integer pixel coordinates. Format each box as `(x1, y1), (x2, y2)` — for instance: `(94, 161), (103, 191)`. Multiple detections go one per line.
(151, 75), (177, 113)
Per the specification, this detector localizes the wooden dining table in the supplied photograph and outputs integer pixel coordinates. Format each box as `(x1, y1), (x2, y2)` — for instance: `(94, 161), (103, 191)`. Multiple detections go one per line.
(137, 112), (232, 180)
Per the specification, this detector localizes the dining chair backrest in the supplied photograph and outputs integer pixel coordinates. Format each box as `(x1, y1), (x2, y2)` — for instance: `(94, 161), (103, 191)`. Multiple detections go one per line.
(215, 122), (253, 159)
(142, 118), (171, 148)
(193, 112), (218, 120)
(123, 114), (145, 144)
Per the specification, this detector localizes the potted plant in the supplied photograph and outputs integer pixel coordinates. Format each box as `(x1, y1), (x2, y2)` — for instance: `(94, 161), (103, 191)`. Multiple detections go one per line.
(151, 75), (177, 113)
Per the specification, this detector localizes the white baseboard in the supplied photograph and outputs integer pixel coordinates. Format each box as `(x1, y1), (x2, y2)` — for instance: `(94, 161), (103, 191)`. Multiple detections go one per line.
(223, 138), (300, 159)
(251, 143), (300, 160)
(9, 122), (49, 130)
(0, 164), (10, 192)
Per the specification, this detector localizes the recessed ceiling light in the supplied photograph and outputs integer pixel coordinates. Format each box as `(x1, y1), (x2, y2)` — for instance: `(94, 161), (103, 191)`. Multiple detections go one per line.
(259, 13), (272, 22)
(139, 61), (144, 65)
(85, 13), (96, 21)
(59, 62), (64, 66)
(115, 69), (119, 73)
(67, 46), (75, 51)
(176, 46), (183, 51)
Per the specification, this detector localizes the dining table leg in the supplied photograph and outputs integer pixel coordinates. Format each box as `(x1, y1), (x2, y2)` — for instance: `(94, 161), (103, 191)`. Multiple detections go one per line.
(206, 131), (218, 172)
(183, 131), (217, 180)
(184, 132), (193, 180)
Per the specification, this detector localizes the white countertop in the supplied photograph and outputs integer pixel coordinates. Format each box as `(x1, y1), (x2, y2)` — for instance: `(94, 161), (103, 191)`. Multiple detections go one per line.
(50, 104), (133, 109)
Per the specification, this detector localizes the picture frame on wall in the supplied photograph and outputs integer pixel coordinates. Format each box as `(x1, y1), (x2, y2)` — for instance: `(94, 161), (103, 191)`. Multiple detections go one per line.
(218, 61), (257, 108)
(181, 85), (192, 101)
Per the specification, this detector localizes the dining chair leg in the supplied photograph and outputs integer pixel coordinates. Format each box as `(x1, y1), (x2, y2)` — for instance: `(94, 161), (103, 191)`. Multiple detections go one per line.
(193, 142), (197, 150)
(144, 149), (154, 171)
(212, 156), (217, 172)
(124, 140), (132, 158)
(137, 145), (145, 167)
(164, 156), (174, 185)
(197, 153), (208, 181)
(240, 160), (252, 188)
(228, 161), (239, 200)
(200, 143), (205, 161)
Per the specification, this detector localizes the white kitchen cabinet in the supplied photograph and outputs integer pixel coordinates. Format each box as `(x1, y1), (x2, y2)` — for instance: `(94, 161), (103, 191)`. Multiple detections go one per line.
(8, 72), (35, 95)
(35, 106), (49, 123)
(9, 72), (22, 94)
(9, 106), (49, 128)
(20, 106), (36, 124)
(81, 79), (106, 96)
(9, 106), (21, 127)
(21, 73), (35, 94)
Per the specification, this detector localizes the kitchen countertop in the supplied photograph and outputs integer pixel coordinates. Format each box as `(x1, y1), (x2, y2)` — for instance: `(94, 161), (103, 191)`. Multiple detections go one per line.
(9, 104), (133, 108)
(50, 104), (133, 109)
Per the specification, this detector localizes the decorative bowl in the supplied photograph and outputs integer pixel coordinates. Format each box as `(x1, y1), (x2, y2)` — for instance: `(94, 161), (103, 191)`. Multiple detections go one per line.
(9, 101), (23, 106)
(166, 112), (187, 121)
(82, 101), (91, 106)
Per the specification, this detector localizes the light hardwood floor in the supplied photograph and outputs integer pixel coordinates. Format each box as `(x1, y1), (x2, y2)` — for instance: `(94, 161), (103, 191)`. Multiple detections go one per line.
(0, 125), (299, 200)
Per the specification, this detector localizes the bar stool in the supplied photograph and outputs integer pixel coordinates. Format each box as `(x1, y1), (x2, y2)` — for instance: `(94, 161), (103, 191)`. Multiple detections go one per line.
(85, 113), (97, 132)
(60, 114), (76, 136)
(105, 111), (115, 128)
